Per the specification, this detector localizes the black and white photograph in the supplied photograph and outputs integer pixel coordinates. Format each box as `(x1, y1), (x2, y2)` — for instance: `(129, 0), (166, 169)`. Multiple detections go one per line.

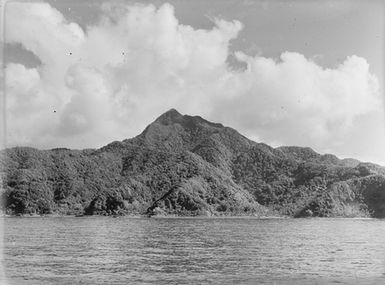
(1, 0), (385, 284)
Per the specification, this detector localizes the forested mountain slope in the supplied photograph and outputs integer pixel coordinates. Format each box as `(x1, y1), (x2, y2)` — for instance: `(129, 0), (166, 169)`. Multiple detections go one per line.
(1, 109), (384, 217)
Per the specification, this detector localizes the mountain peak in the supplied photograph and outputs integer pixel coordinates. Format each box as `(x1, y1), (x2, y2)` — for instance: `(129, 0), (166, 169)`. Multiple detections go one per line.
(155, 108), (184, 125)
(164, 108), (181, 117)
(154, 108), (224, 129)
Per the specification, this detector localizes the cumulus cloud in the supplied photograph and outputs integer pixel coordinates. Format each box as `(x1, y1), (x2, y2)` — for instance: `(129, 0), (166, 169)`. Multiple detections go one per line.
(4, 2), (382, 159)
(213, 52), (380, 147)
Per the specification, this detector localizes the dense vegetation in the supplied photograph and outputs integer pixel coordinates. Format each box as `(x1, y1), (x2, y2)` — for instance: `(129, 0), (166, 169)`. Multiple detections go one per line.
(1, 109), (384, 217)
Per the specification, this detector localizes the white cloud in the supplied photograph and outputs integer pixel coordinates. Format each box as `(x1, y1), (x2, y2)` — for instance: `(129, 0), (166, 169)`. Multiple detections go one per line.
(5, 63), (57, 145)
(4, 2), (383, 163)
(213, 52), (380, 146)
(58, 65), (112, 136)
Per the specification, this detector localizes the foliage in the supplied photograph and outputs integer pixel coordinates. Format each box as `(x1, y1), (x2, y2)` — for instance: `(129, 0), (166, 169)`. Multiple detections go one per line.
(1, 109), (384, 217)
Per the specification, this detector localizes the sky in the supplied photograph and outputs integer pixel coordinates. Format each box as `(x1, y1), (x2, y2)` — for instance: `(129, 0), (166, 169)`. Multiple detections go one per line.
(3, 0), (385, 165)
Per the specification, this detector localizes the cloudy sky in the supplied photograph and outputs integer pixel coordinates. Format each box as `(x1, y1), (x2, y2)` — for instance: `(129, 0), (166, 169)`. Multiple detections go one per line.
(3, 0), (385, 165)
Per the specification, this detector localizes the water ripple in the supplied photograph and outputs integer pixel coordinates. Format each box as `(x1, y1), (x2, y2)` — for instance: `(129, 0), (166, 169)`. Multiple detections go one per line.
(2, 217), (385, 284)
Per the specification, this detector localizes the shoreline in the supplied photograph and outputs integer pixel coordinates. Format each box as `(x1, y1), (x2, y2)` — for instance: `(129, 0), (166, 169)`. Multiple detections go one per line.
(0, 213), (376, 219)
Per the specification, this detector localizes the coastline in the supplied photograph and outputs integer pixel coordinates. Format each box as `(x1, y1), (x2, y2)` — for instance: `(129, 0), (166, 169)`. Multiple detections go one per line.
(0, 213), (375, 219)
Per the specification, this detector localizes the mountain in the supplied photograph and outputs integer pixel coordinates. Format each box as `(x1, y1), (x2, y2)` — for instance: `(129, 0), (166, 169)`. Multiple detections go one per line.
(1, 109), (385, 217)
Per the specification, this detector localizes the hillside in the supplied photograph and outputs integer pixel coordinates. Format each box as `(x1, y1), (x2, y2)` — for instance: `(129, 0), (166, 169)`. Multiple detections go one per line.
(1, 109), (384, 217)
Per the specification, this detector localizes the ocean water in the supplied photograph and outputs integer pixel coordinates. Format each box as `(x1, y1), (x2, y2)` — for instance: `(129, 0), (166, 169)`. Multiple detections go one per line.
(1, 217), (385, 284)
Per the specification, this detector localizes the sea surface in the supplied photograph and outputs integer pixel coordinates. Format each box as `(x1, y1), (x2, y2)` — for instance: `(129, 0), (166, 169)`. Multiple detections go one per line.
(1, 217), (385, 284)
